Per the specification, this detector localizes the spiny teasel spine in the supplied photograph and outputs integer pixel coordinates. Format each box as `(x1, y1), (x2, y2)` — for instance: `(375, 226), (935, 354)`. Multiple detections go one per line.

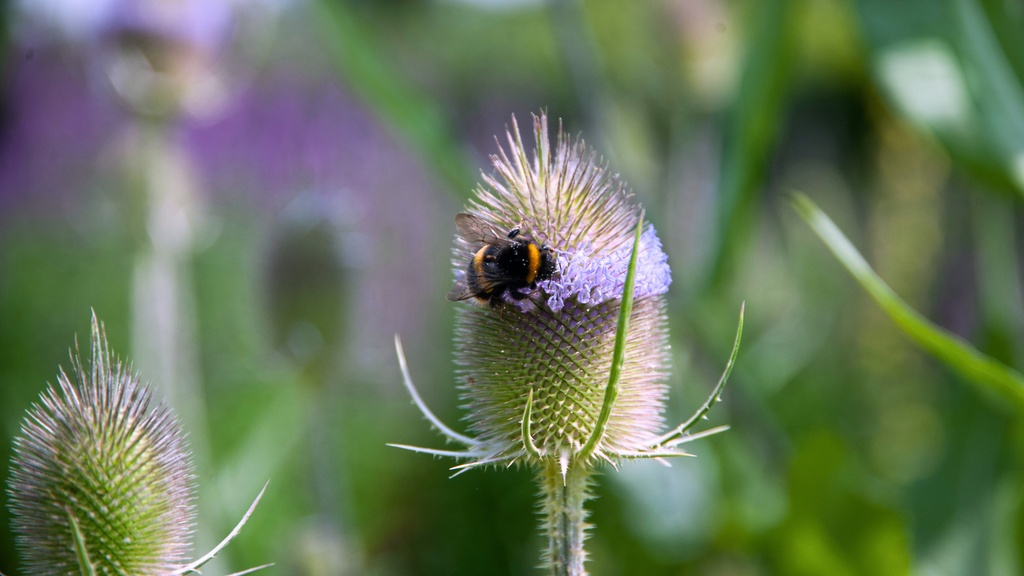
(391, 113), (742, 576)
(7, 314), (195, 576)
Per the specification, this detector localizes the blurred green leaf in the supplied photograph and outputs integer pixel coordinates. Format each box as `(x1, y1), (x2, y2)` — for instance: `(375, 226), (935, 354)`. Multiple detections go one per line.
(856, 0), (1024, 195)
(312, 0), (477, 198)
(792, 192), (1024, 414)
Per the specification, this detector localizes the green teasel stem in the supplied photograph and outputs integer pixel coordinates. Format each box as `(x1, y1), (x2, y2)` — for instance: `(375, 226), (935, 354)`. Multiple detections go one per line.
(544, 210), (643, 575)
(579, 209), (644, 462)
(539, 462), (594, 576)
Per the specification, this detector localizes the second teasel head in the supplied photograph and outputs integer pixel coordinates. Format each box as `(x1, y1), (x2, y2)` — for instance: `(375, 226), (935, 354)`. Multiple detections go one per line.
(7, 316), (195, 575)
(449, 113), (674, 470)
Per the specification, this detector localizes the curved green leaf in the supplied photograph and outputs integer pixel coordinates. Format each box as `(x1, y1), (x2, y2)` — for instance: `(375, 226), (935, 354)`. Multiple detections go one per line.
(579, 210), (644, 462)
(792, 192), (1024, 414)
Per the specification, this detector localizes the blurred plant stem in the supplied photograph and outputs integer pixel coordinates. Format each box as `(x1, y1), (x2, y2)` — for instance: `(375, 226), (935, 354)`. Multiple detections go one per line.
(130, 120), (207, 459)
(305, 385), (361, 574)
(127, 118), (221, 572)
(973, 193), (1024, 368)
(988, 474), (1024, 574)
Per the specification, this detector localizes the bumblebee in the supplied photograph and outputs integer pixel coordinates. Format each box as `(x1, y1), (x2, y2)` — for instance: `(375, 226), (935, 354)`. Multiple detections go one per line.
(446, 213), (557, 307)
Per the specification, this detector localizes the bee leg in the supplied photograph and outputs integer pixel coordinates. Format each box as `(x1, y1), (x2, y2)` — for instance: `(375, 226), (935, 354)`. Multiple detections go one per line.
(489, 291), (507, 307)
(508, 288), (531, 301)
(507, 227), (521, 239)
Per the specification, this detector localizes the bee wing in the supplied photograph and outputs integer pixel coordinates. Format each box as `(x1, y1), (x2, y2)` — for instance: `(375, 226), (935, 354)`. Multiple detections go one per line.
(454, 213), (512, 246)
(446, 278), (477, 301)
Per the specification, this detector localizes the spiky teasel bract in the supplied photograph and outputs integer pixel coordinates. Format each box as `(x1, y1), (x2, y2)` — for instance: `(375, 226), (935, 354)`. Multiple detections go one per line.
(7, 314), (195, 575)
(391, 113), (742, 575)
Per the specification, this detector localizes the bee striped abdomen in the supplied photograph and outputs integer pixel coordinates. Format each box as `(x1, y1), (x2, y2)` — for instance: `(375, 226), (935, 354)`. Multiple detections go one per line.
(473, 246), (488, 281)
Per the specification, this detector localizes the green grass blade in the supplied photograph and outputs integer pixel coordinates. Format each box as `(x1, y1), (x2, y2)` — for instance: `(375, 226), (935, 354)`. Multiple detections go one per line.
(579, 210), (644, 462)
(67, 510), (96, 576)
(792, 192), (1024, 413)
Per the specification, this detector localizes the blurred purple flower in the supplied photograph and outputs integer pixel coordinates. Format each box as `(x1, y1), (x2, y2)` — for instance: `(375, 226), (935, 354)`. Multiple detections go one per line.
(0, 34), (440, 359)
(181, 78), (377, 207)
(0, 56), (127, 219)
(102, 0), (235, 51)
(17, 0), (243, 50)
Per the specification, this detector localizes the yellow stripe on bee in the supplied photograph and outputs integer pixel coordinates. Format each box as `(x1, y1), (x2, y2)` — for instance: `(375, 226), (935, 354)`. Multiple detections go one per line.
(526, 243), (540, 283)
(473, 246), (498, 292)
(473, 246), (488, 281)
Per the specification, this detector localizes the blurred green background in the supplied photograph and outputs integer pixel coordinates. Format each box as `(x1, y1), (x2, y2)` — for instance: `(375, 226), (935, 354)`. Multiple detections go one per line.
(3, 0), (1024, 574)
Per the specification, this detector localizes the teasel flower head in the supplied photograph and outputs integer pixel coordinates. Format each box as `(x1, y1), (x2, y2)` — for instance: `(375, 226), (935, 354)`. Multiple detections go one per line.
(7, 313), (195, 575)
(450, 115), (674, 470)
(391, 112), (742, 575)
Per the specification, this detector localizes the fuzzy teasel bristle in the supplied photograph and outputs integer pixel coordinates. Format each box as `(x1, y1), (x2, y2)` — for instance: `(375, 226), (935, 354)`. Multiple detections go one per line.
(7, 314), (195, 576)
(452, 114), (673, 468)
